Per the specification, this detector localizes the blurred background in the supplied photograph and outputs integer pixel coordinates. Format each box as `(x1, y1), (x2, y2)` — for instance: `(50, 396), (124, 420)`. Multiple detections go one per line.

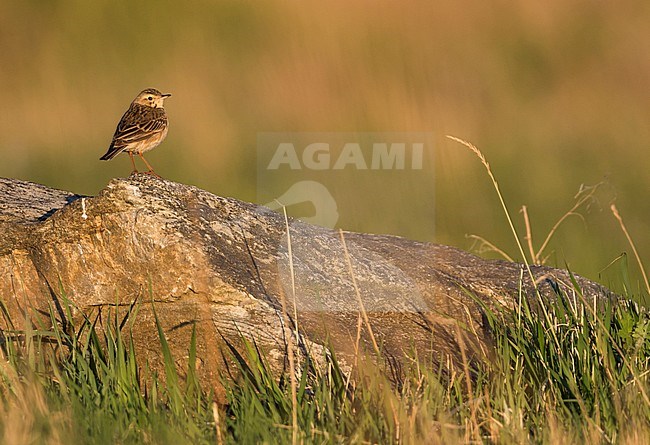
(0, 1), (648, 293)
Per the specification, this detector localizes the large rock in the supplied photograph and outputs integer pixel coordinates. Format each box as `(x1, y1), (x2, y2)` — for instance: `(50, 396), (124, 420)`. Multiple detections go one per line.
(0, 176), (612, 392)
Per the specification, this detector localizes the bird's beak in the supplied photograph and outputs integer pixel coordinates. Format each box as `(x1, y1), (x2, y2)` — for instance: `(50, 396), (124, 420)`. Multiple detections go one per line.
(161, 93), (172, 98)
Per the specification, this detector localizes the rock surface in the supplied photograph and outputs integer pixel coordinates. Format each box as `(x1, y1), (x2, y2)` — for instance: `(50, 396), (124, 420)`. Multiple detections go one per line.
(0, 176), (613, 393)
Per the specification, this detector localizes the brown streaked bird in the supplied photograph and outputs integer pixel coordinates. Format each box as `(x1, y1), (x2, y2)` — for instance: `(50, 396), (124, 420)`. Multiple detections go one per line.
(100, 88), (171, 176)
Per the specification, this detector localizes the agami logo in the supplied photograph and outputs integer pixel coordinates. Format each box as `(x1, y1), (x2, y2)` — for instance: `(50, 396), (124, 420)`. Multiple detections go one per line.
(257, 133), (434, 233)
(266, 142), (424, 170)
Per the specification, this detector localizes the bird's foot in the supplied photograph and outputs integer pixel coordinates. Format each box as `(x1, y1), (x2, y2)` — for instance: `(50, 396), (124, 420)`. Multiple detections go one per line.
(142, 170), (161, 178)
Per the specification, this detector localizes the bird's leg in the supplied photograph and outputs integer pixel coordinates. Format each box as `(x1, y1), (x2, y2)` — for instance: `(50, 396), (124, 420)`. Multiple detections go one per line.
(128, 152), (139, 175)
(139, 153), (161, 178)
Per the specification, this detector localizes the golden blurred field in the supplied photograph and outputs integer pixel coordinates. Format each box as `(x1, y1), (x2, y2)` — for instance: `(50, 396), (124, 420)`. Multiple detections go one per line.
(0, 1), (648, 290)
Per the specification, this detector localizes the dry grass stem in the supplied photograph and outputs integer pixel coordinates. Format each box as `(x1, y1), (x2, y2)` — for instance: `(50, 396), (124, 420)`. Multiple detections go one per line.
(521, 205), (536, 263)
(529, 183), (601, 264)
(446, 136), (533, 278)
(466, 234), (514, 262)
(339, 229), (381, 357)
(611, 204), (650, 295)
(281, 206), (299, 445)
(213, 402), (224, 445)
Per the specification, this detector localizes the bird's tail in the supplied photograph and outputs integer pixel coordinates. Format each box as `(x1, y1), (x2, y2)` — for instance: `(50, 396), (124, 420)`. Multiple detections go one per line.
(99, 145), (121, 160)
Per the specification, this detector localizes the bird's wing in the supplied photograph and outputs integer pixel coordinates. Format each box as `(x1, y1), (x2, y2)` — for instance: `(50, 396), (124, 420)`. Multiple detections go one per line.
(100, 105), (168, 160)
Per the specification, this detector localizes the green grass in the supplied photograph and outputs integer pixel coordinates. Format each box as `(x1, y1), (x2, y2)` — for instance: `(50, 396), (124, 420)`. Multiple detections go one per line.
(0, 278), (648, 444)
(0, 301), (216, 445)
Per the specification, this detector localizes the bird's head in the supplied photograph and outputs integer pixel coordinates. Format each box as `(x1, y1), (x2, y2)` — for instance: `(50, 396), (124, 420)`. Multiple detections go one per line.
(133, 88), (172, 108)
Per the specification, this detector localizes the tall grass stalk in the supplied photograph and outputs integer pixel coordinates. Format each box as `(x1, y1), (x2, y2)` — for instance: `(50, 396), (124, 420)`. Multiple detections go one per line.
(447, 135), (564, 356)
(611, 204), (650, 296)
(447, 136), (533, 273)
(281, 205), (300, 445)
(339, 229), (381, 357)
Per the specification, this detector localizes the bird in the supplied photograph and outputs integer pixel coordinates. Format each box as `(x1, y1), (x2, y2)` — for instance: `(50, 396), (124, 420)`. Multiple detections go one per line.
(100, 88), (171, 176)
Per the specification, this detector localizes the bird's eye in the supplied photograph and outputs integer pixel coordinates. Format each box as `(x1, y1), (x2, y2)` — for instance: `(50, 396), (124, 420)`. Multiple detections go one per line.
(147, 96), (153, 100)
